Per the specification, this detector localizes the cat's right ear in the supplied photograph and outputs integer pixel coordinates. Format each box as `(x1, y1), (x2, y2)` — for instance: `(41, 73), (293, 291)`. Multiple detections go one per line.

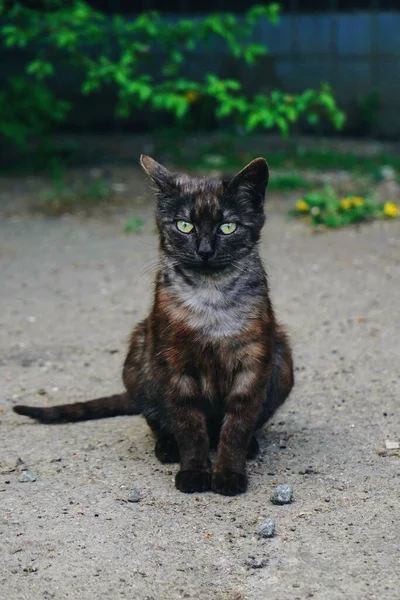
(140, 155), (173, 193)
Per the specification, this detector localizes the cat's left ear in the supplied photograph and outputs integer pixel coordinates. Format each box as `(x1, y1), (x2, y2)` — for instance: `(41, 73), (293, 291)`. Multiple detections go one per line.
(140, 155), (174, 193)
(227, 157), (269, 206)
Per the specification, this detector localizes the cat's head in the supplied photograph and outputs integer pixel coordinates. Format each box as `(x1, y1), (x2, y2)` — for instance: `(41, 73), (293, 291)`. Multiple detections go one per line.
(140, 154), (269, 272)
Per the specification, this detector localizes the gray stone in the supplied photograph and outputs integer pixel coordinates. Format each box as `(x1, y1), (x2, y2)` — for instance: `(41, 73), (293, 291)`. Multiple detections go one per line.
(258, 518), (276, 538)
(128, 488), (141, 503)
(18, 470), (36, 483)
(245, 556), (268, 569)
(271, 484), (293, 505)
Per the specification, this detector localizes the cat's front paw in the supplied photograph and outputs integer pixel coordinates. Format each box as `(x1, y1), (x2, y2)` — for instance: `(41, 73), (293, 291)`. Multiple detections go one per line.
(212, 470), (248, 496)
(175, 470), (211, 493)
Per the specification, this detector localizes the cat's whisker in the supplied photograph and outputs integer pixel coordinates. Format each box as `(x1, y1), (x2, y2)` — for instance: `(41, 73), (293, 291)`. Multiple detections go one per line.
(135, 258), (162, 283)
(131, 237), (158, 250)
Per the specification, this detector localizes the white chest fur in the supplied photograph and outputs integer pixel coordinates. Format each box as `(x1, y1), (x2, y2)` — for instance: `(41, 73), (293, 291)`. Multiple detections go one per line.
(175, 280), (254, 338)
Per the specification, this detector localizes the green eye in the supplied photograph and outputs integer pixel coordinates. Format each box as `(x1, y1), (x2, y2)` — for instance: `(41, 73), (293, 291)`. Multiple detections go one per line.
(219, 222), (237, 235)
(176, 220), (194, 234)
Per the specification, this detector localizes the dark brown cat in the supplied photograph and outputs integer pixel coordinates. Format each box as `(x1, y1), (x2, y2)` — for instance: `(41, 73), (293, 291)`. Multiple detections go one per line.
(14, 155), (294, 496)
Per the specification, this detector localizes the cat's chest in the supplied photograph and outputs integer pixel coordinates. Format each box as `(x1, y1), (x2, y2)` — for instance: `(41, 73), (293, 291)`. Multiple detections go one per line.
(159, 285), (266, 398)
(176, 284), (251, 338)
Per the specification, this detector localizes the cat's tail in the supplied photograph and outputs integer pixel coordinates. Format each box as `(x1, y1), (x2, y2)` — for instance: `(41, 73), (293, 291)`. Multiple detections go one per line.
(13, 392), (140, 424)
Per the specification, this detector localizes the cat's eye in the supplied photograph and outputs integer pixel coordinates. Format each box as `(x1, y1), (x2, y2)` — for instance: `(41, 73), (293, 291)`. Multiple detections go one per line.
(219, 222), (237, 235)
(176, 220), (194, 234)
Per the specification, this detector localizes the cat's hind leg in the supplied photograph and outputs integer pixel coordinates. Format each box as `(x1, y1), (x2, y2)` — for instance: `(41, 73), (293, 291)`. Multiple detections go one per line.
(257, 327), (294, 429)
(247, 435), (260, 459)
(155, 435), (180, 464)
(146, 418), (180, 464)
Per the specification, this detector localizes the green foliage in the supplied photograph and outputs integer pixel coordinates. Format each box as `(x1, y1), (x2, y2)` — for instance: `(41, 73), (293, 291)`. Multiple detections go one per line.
(168, 139), (400, 178)
(268, 172), (311, 191)
(38, 166), (112, 215)
(124, 217), (145, 234)
(356, 90), (380, 134)
(0, 76), (69, 147)
(289, 189), (399, 230)
(0, 0), (344, 148)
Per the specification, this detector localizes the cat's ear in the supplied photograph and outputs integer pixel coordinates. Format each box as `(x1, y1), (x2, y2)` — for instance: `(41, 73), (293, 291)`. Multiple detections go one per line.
(140, 155), (173, 192)
(227, 157), (269, 206)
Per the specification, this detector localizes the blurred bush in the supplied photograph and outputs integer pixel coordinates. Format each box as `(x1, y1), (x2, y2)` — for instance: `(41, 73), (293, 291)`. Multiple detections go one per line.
(0, 0), (345, 149)
(290, 189), (399, 230)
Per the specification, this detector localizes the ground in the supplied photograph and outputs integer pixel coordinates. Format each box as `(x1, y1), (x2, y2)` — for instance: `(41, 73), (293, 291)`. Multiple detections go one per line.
(1, 141), (399, 600)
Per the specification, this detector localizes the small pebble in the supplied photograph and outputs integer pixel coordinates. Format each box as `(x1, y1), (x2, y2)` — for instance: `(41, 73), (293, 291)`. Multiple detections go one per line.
(23, 566), (38, 573)
(127, 488), (141, 503)
(18, 470), (36, 483)
(245, 556), (268, 569)
(385, 440), (399, 450)
(258, 518), (276, 538)
(271, 484), (293, 505)
(299, 466), (317, 475)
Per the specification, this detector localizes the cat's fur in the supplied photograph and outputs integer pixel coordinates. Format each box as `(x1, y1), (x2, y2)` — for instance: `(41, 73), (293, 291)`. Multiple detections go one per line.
(14, 155), (294, 496)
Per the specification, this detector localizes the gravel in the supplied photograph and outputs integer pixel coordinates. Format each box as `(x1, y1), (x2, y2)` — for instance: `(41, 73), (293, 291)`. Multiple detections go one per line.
(127, 488), (141, 503)
(270, 484), (294, 505)
(18, 470), (37, 483)
(1, 196), (399, 600)
(245, 556), (268, 570)
(258, 518), (276, 538)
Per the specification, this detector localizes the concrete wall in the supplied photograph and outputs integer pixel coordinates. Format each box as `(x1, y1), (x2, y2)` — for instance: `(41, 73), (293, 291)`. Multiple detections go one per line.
(254, 11), (400, 136)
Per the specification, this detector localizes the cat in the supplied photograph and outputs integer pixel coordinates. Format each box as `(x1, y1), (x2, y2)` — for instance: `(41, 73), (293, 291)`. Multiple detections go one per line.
(14, 154), (294, 496)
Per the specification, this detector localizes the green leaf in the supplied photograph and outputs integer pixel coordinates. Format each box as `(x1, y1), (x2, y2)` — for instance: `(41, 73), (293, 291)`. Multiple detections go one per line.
(246, 4), (281, 26)
(244, 43), (267, 64)
(216, 103), (233, 118)
(307, 113), (320, 125)
(246, 112), (262, 131)
(26, 60), (54, 80)
(124, 217), (145, 234)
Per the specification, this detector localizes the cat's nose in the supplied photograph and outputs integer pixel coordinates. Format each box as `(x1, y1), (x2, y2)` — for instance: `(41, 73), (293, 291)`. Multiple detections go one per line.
(197, 239), (215, 260)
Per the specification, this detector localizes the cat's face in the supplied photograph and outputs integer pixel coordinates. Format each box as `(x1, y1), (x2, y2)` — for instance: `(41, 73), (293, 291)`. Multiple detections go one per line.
(140, 155), (269, 272)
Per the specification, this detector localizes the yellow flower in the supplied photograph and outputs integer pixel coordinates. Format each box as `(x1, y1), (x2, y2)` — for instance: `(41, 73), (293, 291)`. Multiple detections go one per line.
(184, 90), (199, 104)
(340, 198), (352, 210)
(296, 199), (309, 213)
(383, 201), (399, 218)
(351, 196), (364, 207)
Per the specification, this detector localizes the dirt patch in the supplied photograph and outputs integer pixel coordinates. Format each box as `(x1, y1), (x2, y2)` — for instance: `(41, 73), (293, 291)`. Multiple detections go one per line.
(1, 194), (399, 598)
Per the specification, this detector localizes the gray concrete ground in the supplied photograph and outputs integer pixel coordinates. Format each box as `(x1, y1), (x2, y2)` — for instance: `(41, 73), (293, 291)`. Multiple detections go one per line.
(1, 194), (399, 599)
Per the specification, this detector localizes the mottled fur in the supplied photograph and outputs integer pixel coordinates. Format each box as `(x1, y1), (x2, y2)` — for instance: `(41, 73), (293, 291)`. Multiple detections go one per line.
(14, 155), (294, 496)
